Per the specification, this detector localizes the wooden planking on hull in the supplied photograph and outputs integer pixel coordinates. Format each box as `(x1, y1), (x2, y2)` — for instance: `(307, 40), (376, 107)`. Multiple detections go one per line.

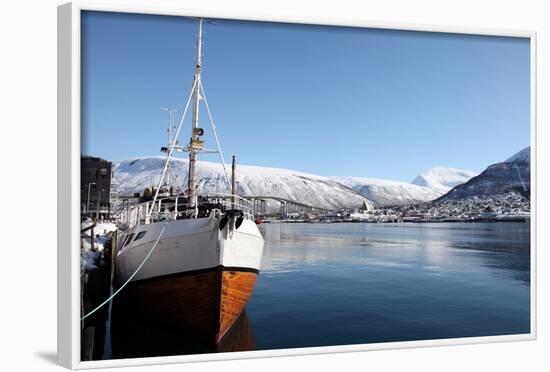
(119, 269), (221, 342)
(218, 270), (258, 343)
(216, 310), (256, 353)
(114, 266), (258, 345)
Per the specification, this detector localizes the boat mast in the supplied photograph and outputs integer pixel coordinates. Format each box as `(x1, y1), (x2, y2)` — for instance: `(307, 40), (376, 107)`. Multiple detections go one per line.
(188, 18), (203, 211)
(232, 155), (237, 209)
(161, 107), (177, 188)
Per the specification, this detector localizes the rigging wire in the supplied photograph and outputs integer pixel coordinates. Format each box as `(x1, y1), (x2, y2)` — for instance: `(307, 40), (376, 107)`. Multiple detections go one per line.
(200, 81), (232, 190)
(149, 79), (197, 217)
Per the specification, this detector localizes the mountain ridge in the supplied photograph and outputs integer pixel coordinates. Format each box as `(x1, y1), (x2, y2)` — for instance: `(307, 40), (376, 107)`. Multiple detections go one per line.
(114, 157), (443, 208)
(114, 157), (376, 210)
(411, 166), (478, 193)
(114, 147), (529, 209)
(437, 146), (530, 201)
(332, 176), (443, 206)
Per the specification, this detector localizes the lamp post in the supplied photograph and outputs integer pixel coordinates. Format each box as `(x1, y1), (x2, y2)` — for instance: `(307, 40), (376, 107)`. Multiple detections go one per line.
(97, 189), (104, 220)
(86, 182), (96, 216)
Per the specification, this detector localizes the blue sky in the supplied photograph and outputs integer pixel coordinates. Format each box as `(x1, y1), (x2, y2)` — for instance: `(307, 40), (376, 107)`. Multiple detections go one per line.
(81, 11), (530, 182)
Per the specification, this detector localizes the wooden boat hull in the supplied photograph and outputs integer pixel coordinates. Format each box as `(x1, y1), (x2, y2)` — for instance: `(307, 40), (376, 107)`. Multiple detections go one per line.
(115, 214), (263, 344)
(116, 265), (258, 345)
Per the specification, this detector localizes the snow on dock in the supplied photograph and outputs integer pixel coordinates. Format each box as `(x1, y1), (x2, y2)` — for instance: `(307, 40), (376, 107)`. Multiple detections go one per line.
(80, 219), (119, 360)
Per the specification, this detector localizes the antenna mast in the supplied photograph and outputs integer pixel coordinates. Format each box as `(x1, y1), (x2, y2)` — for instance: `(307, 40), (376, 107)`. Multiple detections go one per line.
(161, 107), (178, 188)
(147, 18), (230, 218)
(187, 18), (204, 211)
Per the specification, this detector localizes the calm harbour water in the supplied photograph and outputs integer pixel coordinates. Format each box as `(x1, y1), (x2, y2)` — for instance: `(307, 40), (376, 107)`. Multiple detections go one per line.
(109, 222), (530, 358)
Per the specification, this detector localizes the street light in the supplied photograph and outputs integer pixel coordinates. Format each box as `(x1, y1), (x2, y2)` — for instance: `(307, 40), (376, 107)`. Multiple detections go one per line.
(86, 182), (96, 216)
(97, 188), (105, 220)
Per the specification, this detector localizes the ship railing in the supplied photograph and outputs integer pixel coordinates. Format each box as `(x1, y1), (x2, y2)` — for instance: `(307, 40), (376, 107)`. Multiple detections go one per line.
(118, 194), (255, 229)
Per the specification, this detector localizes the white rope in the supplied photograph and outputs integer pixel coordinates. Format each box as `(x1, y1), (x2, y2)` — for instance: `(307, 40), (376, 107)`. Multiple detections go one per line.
(81, 221), (169, 321)
(199, 82), (232, 190)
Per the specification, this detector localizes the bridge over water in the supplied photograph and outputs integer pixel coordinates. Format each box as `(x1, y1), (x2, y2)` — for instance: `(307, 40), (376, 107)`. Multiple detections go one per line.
(116, 194), (336, 220)
(241, 195), (333, 218)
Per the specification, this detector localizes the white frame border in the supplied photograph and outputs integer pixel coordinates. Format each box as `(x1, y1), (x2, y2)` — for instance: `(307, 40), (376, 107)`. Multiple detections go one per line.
(57, 1), (537, 369)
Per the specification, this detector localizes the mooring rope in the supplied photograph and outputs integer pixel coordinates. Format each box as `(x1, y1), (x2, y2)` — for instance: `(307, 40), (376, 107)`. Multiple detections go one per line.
(81, 221), (169, 321)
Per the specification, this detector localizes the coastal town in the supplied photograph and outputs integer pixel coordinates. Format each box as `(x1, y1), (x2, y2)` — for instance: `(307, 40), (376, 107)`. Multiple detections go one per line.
(267, 191), (530, 224)
(80, 153), (531, 227)
(341, 192), (530, 224)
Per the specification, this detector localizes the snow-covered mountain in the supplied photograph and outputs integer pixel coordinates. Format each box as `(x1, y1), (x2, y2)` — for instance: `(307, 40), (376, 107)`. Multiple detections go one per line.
(332, 177), (443, 206)
(114, 157), (374, 210)
(505, 146), (530, 163)
(438, 147), (530, 201)
(114, 147), (528, 210)
(411, 167), (478, 193)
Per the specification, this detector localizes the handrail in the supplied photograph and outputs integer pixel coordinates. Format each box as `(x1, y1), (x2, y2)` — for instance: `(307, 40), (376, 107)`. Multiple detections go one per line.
(116, 194), (255, 229)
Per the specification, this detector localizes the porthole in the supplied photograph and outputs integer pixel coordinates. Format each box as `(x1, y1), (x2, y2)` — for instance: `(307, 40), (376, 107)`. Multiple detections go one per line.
(134, 231), (147, 241)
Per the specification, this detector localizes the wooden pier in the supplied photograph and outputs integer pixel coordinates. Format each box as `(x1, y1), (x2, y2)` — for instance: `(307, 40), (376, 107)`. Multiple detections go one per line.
(80, 223), (119, 361)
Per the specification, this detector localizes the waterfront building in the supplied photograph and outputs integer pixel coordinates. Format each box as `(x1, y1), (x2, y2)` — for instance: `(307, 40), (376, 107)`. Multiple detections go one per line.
(81, 155), (112, 219)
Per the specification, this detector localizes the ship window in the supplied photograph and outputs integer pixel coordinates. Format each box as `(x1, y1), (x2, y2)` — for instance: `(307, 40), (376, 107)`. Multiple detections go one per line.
(134, 231), (147, 241)
(123, 233), (135, 247)
(120, 235), (130, 248)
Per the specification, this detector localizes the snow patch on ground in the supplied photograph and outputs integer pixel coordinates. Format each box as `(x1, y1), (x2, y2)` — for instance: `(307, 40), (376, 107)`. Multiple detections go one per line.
(81, 219), (117, 272)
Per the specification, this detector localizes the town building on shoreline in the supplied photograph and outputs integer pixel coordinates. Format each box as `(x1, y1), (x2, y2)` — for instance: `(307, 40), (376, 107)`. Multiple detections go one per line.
(81, 155), (113, 220)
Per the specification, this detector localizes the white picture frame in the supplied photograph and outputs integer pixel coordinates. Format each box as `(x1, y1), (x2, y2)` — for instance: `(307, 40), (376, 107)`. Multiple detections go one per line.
(57, 1), (537, 369)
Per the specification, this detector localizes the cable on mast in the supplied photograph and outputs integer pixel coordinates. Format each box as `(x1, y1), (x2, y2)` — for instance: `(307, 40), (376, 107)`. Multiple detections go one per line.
(148, 79), (198, 218)
(200, 82), (232, 190)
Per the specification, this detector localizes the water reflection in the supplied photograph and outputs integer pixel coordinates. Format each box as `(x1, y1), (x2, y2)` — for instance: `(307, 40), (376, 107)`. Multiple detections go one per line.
(104, 222), (530, 358)
(258, 222), (530, 285)
(110, 305), (256, 359)
(247, 222), (530, 350)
